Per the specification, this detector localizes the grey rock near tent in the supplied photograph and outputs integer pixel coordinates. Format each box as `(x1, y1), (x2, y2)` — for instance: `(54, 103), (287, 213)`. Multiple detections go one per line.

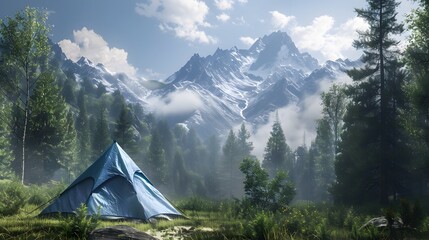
(89, 225), (157, 240)
(360, 217), (404, 230)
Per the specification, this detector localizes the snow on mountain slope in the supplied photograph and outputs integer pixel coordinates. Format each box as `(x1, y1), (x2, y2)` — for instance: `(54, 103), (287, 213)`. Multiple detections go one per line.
(149, 31), (358, 138)
(55, 31), (359, 139)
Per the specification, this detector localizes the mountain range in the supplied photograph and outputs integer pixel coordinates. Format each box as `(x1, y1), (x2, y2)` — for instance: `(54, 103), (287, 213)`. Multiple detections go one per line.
(53, 31), (360, 139)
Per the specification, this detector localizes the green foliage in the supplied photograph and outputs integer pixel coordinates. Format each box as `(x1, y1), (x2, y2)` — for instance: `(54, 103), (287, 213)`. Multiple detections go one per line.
(147, 129), (166, 184)
(240, 157), (295, 212)
(262, 119), (293, 178)
(0, 100), (14, 179)
(222, 129), (244, 197)
(91, 103), (111, 157)
(60, 204), (100, 239)
(26, 72), (74, 183)
(25, 182), (66, 206)
(0, 6), (51, 184)
(0, 181), (26, 216)
(176, 196), (221, 212)
(334, 0), (408, 205)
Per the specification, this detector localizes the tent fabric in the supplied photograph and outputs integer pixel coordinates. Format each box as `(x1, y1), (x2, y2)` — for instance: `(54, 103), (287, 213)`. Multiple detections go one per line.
(40, 142), (182, 220)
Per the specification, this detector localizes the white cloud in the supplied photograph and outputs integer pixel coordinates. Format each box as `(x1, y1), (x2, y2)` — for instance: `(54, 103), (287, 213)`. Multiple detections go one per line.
(269, 10), (369, 61)
(147, 90), (204, 116)
(270, 11), (296, 30)
(214, 0), (234, 10)
(240, 36), (257, 47)
(217, 13), (230, 22)
(237, 0), (248, 3)
(135, 0), (216, 44)
(58, 27), (137, 77)
(292, 16), (368, 60)
(232, 16), (246, 25)
(143, 68), (165, 80)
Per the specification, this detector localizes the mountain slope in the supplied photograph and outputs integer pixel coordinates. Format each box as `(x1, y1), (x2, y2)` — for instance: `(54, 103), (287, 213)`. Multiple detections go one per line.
(54, 31), (359, 139)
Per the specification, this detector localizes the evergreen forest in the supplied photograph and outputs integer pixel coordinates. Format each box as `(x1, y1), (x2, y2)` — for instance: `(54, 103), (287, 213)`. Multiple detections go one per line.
(1, 1), (429, 239)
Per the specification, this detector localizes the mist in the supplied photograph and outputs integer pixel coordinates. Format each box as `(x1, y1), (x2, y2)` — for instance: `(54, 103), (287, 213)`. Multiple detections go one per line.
(248, 72), (352, 159)
(147, 89), (204, 117)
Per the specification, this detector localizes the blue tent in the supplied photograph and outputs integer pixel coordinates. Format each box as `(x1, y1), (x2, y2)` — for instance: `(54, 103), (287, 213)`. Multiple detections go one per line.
(40, 142), (182, 220)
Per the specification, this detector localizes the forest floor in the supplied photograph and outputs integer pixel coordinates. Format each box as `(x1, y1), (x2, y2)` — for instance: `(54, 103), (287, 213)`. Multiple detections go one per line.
(1, 200), (429, 239)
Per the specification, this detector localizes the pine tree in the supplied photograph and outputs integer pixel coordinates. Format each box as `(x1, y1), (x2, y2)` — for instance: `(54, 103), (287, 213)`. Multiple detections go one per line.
(0, 7), (51, 183)
(114, 104), (135, 150)
(205, 135), (221, 198)
(262, 119), (293, 178)
(405, 0), (429, 194)
(237, 123), (254, 158)
(92, 103), (111, 157)
(62, 112), (77, 182)
(313, 118), (335, 201)
(75, 89), (91, 170)
(147, 130), (166, 184)
(222, 129), (243, 197)
(26, 72), (70, 183)
(171, 150), (190, 196)
(333, 0), (405, 204)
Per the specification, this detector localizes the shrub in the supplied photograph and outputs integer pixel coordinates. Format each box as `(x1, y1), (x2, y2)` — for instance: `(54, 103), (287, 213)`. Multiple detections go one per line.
(0, 181), (26, 216)
(240, 157), (295, 212)
(242, 211), (295, 240)
(26, 182), (66, 206)
(60, 204), (100, 239)
(176, 196), (220, 212)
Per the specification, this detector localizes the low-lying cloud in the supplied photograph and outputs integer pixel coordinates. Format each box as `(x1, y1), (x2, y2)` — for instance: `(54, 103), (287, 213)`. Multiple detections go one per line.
(147, 90), (204, 117)
(248, 73), (352, 160)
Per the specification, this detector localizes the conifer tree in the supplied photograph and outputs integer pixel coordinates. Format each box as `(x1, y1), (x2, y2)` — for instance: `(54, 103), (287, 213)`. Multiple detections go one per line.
(333, 0), (406, 204)
(76, 89), (91, 170)
(92, 103), (111, 156)
(147, 130), (166, 184)
(222, 129), (243, 197)
(262, 119), (293, 178)
(26, 72), (71, 183)
(405, 0), (429, 191)
(114, 104), (135, 149)
(237, 123), (253, 158)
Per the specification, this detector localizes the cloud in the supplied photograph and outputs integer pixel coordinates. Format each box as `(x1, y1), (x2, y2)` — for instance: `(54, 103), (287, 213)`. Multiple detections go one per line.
(249, 73), (352, 160)
(58, 27), (137, 77)
(216, 13), (230, 22)
(240, 36), (257, 47)
(214, 0), (234, 10)
(270, 11), (296, 30)
(143, 68), (165, 80)
(292, 16), (368, 60)
(147, 90), (204, 116)
(135, 0), (216, 44)
(269, 10), (369, 61)
(232, 16), (246, 25)
(237, 0), (248, 3)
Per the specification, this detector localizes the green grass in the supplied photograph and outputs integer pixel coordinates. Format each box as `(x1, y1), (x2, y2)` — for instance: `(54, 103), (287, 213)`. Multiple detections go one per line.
(1, 200), (429, 240)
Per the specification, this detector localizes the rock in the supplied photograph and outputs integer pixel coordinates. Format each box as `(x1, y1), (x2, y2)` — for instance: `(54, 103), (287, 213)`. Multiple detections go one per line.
(360, 217), (404, 230)
(89, 225), (158, 240)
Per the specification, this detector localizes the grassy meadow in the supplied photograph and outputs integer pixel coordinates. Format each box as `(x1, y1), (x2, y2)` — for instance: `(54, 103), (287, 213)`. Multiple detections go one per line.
(1, 181), (429, 240)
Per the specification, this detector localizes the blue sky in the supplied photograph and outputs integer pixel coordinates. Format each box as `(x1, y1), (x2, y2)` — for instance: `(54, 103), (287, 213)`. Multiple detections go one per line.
(0, 0), (416, 79)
